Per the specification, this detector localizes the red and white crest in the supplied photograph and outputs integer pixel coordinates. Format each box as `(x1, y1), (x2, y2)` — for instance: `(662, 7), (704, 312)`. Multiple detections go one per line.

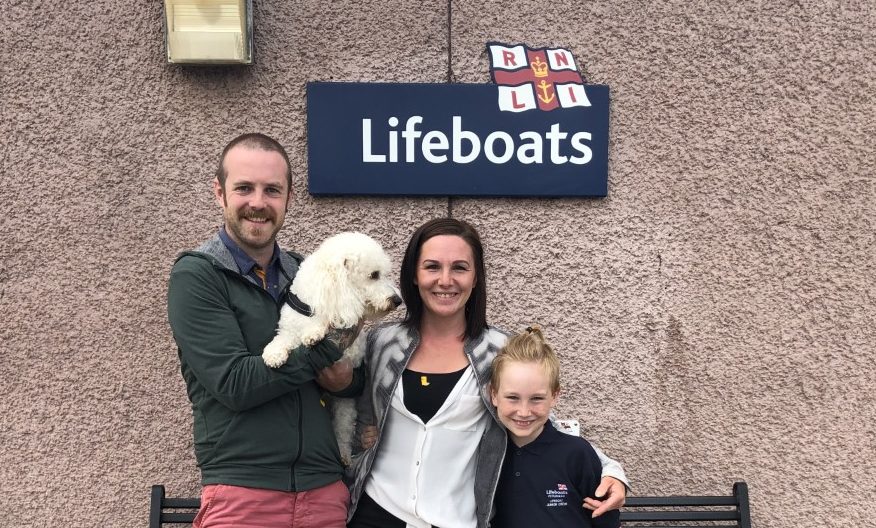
(487, 43), (591, 112)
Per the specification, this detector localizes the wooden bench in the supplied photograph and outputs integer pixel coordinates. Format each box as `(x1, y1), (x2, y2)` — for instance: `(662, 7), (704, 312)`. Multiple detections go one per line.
(149, 481), (751, 527)
(149, 485), (198, 527)
(620, 481), (752, 527)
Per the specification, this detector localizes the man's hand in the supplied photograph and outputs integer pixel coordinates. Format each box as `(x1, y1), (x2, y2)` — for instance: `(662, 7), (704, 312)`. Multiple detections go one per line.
(360, 425), (378, 450)
(583, 476), (626, 517)
(316, 358), (353, 392)
(323, 320), (365, 351)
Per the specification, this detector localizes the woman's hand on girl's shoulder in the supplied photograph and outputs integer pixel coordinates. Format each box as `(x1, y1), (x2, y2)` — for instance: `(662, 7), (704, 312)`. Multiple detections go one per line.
(583, 476), (626, 517)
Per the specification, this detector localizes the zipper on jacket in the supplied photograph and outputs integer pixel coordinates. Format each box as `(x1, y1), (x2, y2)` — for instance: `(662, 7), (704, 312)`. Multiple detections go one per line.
(290, 395), (302, 490)
(209, 249), (305, 491)
(221, 266), (301, 490)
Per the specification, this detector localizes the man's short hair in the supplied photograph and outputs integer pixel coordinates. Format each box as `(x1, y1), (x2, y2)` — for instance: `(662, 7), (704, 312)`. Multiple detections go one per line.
(215, 133), (293, 191)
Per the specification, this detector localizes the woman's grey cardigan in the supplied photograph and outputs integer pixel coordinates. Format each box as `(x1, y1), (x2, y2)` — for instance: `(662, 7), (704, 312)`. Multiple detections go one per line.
(347, 322), (509, 528)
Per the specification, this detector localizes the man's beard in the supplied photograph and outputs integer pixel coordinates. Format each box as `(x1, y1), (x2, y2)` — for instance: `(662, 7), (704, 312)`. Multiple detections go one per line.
(226, 208), (281, 249)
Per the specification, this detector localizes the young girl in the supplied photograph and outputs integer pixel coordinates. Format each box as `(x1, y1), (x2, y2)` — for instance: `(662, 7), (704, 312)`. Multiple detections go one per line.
(490, 326), (621, 528)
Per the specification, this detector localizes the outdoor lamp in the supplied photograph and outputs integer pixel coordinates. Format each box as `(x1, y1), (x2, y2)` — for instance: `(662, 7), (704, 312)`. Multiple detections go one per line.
(163, 0), (253, 64)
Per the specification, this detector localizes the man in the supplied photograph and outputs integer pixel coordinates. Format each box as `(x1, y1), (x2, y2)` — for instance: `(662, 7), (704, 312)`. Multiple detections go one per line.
(167, 133), (361, 527)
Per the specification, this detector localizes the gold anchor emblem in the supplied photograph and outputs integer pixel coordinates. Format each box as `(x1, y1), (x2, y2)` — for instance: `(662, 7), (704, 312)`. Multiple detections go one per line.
(536, 80), (555, 104)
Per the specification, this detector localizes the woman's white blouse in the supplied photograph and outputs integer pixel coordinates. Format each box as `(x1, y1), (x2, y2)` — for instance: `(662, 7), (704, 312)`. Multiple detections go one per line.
(365, 366), (490, 528)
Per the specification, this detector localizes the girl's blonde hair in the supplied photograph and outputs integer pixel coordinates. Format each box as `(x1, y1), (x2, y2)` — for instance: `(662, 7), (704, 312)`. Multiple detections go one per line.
(491, 325), (560, 394)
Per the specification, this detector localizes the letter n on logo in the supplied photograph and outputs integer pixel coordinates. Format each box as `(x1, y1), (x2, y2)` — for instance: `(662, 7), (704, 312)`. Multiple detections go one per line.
(498, 85), (536, 113)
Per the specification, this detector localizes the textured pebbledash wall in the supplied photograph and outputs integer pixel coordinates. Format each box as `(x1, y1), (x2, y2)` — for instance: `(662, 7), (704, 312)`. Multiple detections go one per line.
(1, 1), (873, 526)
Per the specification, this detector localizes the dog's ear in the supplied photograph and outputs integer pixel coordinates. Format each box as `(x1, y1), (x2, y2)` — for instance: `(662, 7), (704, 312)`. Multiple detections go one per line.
(343, 255), (360, 274)
(314, 255), (365, 329)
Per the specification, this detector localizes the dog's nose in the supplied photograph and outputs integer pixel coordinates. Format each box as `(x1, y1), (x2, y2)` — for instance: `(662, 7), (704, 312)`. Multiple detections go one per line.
(391, 294), (403, 308)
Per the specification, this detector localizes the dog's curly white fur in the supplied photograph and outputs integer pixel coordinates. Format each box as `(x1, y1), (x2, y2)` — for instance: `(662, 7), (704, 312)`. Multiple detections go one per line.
(262, 231), (400, 465)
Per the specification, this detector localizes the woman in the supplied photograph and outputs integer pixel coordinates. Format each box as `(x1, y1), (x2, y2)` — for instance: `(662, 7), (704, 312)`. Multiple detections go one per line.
(347, 218), (627, 528)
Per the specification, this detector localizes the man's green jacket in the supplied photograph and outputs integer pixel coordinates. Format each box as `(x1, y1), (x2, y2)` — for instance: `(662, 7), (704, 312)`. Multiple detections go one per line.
(167, 234), (363, 491)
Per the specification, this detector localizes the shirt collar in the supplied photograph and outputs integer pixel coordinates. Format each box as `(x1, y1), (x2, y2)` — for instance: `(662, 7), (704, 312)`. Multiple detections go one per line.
(218, 226), (280, 274)
(512, 420), (559, 455)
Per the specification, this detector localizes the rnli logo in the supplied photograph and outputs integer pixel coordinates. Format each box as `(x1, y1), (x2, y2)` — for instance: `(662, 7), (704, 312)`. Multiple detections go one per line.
(488, 43), (590, 112)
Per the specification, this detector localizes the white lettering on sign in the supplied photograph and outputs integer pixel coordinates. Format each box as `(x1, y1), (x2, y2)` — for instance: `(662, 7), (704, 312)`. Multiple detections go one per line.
(362, 116), (592, 166)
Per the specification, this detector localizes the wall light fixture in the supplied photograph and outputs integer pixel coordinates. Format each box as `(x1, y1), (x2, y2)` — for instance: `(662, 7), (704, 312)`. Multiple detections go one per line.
(163, 0), (253, 64)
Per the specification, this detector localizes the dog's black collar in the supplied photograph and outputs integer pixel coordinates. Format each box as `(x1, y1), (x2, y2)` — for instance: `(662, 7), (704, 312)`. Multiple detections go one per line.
(284, 291), (314, 317)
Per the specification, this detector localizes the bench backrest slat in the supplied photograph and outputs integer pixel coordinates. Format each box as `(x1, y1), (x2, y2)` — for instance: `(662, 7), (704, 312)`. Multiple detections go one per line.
(621, 525), (738, 528)
(623, 511), (739, 521)
(161, 512), (198, 523)
(162, 498), (200, 508)
(625, 496), (737, 506)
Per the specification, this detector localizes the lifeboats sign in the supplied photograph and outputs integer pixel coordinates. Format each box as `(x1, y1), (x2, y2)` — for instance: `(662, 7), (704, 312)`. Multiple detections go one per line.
(307, 43), (609, 197)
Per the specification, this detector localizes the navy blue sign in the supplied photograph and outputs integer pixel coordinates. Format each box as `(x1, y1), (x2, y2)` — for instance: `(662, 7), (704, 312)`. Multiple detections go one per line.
(307, 82), (609, 197)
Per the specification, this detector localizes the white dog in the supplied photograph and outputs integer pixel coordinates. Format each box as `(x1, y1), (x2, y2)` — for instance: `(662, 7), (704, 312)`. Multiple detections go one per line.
(262, 231), (401, 465)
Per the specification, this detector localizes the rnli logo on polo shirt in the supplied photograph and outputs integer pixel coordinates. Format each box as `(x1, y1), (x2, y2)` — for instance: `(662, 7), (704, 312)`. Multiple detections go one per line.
(488, 43), (590, 113)
(545, 482), (570, 507)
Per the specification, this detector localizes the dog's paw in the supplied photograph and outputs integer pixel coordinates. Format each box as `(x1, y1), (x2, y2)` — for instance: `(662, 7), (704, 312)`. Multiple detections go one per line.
(301, 329), (326, 347)
(262, 340), (289, 368)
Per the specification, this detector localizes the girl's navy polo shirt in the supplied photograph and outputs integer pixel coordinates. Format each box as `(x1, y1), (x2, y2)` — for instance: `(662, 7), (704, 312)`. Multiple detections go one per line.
(491, 421), (620, 528)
